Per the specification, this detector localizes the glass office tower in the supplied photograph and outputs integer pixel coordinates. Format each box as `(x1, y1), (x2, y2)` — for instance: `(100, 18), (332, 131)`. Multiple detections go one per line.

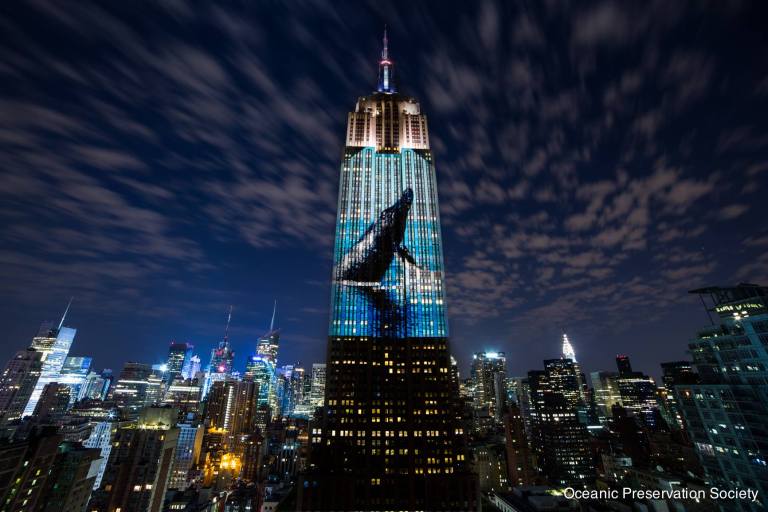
(676, 284), (768, 511)
(299, 32), (478, 511)
(24, 319), (76, 417)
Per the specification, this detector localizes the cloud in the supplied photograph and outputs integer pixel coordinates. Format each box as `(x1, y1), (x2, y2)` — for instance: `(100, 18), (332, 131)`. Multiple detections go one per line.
(572, 3), (632, 47)
(719, 204), (749, 220)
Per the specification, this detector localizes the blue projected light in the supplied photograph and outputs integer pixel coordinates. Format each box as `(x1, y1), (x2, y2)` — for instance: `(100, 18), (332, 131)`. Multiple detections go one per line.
(329, 148), (447, 339)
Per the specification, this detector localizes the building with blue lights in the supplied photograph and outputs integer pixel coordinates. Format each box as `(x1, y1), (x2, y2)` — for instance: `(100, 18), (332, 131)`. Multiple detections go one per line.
(299, 31), (478, 511)
(24, 318), (76, 417)
(166, 342), (193, 383)
(245, 355), (276, 411)
(676, 284), (768, 511)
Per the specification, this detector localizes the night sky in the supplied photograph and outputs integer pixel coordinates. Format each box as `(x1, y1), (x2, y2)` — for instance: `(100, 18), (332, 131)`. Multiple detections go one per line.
(1, 1), (768, 381)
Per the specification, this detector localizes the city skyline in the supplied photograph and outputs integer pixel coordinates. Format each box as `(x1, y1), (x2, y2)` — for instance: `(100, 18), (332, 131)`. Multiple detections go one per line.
(2, 2), (768, 382)
(2, 4), (768, 511)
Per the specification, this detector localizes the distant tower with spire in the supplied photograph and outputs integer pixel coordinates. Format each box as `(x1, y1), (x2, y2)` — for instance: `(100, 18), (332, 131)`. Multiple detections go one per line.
(256, 300), (280, 364)
(562, 332), (577, 362)
(203, 306), (236, 397)
(376, 27), (396, 93)
(560, 331), (587, 404)
(23, 298), (77, 416)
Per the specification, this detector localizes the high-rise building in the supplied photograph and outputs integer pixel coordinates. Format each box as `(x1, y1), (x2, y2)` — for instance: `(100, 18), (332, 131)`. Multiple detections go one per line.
(167, 342), (194, 383)
(675, 284), (768, 510)
(277, 364), (305, 417)
(660, 360), (699, 429)
(169, 422), (204, 490)
(205, 380), (259, 439)
(256, 301), (280, 364)
(0, 427), (63, 512)
(471, 351), (507, 422)
(527, 367), (594, 487)
(308, 363), (325, 409)
(542, 358), (585, 411)
(39, 441), (102, 512)
(184, 355), (201, 380)
(285, 365), (306, 417)
(80, 369), (112, 402)
(612, 356), (659, 427)
(162, 378), (202, 417)
(503, 403), (537, 487)
(244, 355), (276, 410)
(58, 355), (93, 406)
(112, 362), (164, 418)
(616, 355), (633, 376)
(83, 421), (120, 490)
(33, 381), (71, 420)
(89, 408), (180, 512)
(24, 300), (77, 416)
(204, 307), (236, 398)
(590, 359), (659, 427)
(299, 31), (478, 511)
(0, 348), (43, 423)
(590, 370), (622, 423)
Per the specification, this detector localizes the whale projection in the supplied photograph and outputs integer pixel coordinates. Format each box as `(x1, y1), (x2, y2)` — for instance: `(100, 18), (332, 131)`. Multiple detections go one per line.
(335, 188), (417, 285)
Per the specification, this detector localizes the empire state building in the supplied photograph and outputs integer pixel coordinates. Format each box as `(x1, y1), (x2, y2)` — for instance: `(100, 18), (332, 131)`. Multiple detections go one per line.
(299, 31), (479, 511)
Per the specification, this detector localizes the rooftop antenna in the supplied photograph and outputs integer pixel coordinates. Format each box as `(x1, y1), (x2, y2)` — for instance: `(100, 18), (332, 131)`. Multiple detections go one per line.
(269, 300), (277, 332)
(223, 305), (233, 345)
(57, 297), (74, 331)
(381, 25), (389, 61)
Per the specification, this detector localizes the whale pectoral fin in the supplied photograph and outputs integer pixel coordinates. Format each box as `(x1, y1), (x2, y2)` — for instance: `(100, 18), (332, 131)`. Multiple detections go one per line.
(397, 245), (418, 266)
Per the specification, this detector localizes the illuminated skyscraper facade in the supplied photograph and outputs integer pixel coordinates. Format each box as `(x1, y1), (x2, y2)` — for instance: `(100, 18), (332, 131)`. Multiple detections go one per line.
(24, 307), (77, 417)
(471, 351), (507, 419)
(0, 348), (43, 423)
(256, 301), (280, 364)
(676, 284), (768, 511)
(204, 307), (235, 398)
(166, 342), (193, 383)
(300, 32), (478, 511)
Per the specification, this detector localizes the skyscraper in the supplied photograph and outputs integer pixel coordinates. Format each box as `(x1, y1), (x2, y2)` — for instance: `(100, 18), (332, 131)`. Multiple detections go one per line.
(23, 300), (76, 416)
(471, 351), (507, 422)
(256, 301), (280, 364)
(562, 333), (577, 362)
(0, 348), (43, 423)
(0, 427), (63, 512)
(204, 306), (236, 398)
(112, 362), (163, 418)
(527, 368), (594, 487)
(244, 355), (276, 410)
(166, 342), (193, 383)
(299, 31), (478, 511)
(612, 355), (659, 427)
(39, 441), (102, 512)
(89, 408), (180, 512)
(58, 355), (93, 406)
(676, 284), (768, 510)
(660, 360), (699, 429)
(308, 363), (325, 409)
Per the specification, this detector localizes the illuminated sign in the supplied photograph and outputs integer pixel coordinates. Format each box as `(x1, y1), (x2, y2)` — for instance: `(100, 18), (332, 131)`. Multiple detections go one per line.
(714, 302), (767, 318)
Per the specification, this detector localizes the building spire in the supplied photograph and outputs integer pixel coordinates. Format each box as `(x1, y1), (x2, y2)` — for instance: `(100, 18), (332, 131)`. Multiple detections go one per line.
(376, 26), (396, 93)
(57, 296), (73, 332)
(381, 26), (389, 61)
(223, 305), (233, 346)
(562, 332), (577, 362)
(269, 300), (277, 332)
